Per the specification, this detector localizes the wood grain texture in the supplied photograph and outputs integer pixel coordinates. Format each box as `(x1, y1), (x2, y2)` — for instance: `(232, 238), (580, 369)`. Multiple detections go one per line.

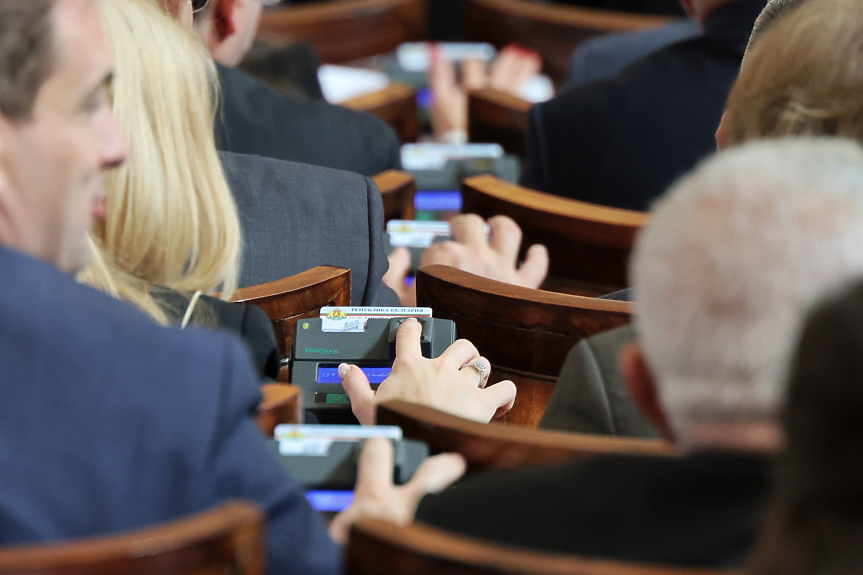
(415, 265), (632, 426)
(463, 0), (669, 84)
(467, 88), (531, 157)
(372, 169), (417, 221)
(0, 501), (264, 575)
(343, 84), (420, 143)
(231, 266), (351, 360)
(257, 383), (303, 435)
(462, 175), (648, 294)
(376, 400), (675, 472)
(257, 0), (427, 64)
(347, 518), (729, 575)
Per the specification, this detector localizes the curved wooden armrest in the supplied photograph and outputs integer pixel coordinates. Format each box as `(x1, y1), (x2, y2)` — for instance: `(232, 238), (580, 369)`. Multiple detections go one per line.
(256, 384), (302, 436)
(376, 400), (675, 471)
(373, 170), (417, 221)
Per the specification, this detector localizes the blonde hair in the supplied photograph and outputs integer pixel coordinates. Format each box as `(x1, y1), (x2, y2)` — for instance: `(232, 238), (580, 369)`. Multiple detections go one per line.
(725, 0), (863, 146)
(79, 0), (241, 323)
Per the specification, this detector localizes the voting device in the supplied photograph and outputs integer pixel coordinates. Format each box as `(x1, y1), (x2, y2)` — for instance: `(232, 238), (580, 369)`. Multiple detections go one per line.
(270, 425), (430, 515)
(291, 307), (457, 423)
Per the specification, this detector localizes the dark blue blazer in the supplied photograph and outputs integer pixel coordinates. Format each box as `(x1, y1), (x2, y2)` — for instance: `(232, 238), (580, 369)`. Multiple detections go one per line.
(520, 0), (766, 212)
(0, 246), (339, 575)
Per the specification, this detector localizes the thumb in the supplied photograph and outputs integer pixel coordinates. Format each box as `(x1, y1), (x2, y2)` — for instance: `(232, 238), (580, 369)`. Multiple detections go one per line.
(341, 364), (376, 425)
(516, 244), (549, 288)
(383, 248), (416, 307)
(400, 452), (467, 506)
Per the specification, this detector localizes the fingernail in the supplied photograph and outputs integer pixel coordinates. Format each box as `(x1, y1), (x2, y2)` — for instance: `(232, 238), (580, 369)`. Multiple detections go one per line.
(405, 317), (418, 323)
(338, 363), (350, 379)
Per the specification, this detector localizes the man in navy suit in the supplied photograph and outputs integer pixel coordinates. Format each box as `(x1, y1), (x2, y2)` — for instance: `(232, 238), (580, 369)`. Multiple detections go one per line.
(0, 1), (515, 571)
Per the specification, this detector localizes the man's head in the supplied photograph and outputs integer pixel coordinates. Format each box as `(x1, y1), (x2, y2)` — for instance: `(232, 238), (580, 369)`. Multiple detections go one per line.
(193, 0), (264, 66)
(0, 0), (128, 274)
(721, 0), (863, 149)
(624, 138), (863, 451)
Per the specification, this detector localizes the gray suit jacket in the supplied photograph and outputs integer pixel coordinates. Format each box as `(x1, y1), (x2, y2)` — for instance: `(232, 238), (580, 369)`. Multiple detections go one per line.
(220, 152), (400, 306)
(539, 324), (658, 438)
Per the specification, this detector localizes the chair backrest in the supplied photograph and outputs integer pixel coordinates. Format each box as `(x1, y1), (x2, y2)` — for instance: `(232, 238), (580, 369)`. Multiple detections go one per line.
(372, 170), (417, 222)
(415, 264), (632, 425)
(462, 175), (648, 295)
(343, 84), (420, 144)
(257, 0), (427, 65)
(463, 0), (669, 84)
(0, 501), (264, 575)
(347, 519), (724, 575)
(377, 400), (674, 472)
(257, 383), (303, 435)
(231, 266), (351, 363)
(467, 88), (531, 157)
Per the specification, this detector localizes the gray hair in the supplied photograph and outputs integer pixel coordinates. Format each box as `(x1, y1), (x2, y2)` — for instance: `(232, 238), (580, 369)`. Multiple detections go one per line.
(632, 138), (863, 438)
(743, 0), (809, 58)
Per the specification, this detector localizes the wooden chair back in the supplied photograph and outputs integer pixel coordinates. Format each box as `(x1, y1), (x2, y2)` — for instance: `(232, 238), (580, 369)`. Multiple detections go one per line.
(344, 84), (420, 144)
(0, 501), (264, 575)
(257, 383), (303, 435)
(373, 170), (417, 221)
(231, 266), (351, 363)
(462, 175), (648, 295)
(347, 519), (727, 575)
(415, 265), (632, 426)
(464, 0), (670, 84)
(257, 0), (427, 65)
(377, 400), (674, 472)
(467, 88), (531, 157)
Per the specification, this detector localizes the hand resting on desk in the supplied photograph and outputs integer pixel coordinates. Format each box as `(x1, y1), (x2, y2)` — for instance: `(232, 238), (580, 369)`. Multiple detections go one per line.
(340, 318), (516, 425)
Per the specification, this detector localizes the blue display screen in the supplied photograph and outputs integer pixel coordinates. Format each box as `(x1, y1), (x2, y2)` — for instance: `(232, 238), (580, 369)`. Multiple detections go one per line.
(415, 190), (462, 212)
(317, 366), (392, 384)
(306, 490), (355, 512)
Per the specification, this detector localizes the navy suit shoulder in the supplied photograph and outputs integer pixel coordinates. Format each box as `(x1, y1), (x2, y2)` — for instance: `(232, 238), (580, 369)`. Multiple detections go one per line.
(216, 64), (400, 176)
(416, 451), (770, 568)
(521, 0), (765, 211)
(221, 151), (399, 306)
(0, 247), (339, 575)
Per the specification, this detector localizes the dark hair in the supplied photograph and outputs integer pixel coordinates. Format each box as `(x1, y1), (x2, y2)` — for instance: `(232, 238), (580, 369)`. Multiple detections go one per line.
(750, 280), (863, 575)
(0, 0), (55, 119)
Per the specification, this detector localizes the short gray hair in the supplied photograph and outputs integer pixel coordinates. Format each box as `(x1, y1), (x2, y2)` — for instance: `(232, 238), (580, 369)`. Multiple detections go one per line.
(743, 0), (809, 58)
(632, 138), (863, 437)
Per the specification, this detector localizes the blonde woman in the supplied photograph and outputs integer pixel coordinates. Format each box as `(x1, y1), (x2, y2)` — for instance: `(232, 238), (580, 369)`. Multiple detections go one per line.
(80, 0), (278, 380)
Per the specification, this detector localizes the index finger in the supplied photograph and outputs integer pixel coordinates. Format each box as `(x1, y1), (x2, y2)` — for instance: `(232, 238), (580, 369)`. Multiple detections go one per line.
(354, 437), (395, 497)
(488, 215), (522, 262)
(449, 214), (488, 247)
(395, 318), (423, 360)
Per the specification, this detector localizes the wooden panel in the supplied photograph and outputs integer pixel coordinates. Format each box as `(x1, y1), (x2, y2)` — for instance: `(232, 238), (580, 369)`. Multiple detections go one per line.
(462, 175), (648, 293)
(257, 383), (303, 436)
(468, 88), (531, 157)
(231, 266), (351, 360)
(0, 501), (264, 575)
(415, 265), (632, 425)
(347, 519), (724, 575)
(376, 400), (674, 472)
(344, 84), (420, 144)
(258, 0), (427, 64)
(373, 170), (417, 221)
(464, 0), (670, 84)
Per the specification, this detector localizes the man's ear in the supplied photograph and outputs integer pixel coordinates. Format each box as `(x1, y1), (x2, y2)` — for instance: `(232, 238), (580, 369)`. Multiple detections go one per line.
(212, 0), (238, 43)
(715, 111), (729, 150)
(619, 343), (676, 442)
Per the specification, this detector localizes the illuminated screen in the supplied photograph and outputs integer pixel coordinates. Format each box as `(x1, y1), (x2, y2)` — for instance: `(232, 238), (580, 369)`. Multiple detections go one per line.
(306, 490), (355, 512)
(316, 366), (392, 384)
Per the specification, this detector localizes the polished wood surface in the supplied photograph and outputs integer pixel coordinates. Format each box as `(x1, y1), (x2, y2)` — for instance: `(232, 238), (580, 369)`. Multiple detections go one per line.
(344, 84), (420, 143)
(347, 518), (724, 575)
(463, 0), (670, 84)
(415, 264), (632, 425)
(231, 266), (351, 362)
(377, 400), (674, 472)
(462, 175), (648, 294)
(257, 383), (303, 436)
(468, 88), (531, 157)
(0, 501), (264, 575)
(258, 0), (427, 64)
(372, 170), (417, 221)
